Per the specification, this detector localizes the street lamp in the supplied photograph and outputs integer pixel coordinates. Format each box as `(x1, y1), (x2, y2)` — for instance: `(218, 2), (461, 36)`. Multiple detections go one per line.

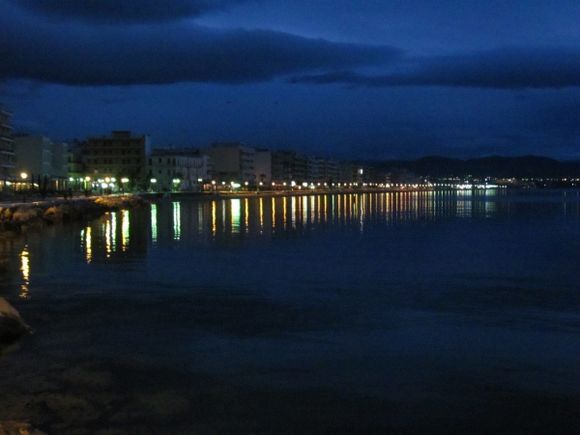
(20, 172), (28, 180)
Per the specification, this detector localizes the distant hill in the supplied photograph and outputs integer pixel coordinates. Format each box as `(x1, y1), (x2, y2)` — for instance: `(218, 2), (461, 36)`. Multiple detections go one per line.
(370, 156), (580, 178)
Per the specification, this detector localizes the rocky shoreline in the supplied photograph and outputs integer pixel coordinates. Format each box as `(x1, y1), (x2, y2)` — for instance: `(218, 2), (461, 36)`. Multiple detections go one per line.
(0, 195), (148, 361)
(0, 195), (148, 238)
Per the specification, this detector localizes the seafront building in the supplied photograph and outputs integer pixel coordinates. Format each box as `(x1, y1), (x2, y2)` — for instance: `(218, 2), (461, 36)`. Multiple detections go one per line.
(271, 150), (309, 184)
(82, 131), (151, 188)
(254, 149), (272, 184)
(205, 142), (255, 183)
(0, 106), (15, 183)
(0, 106), (383, 193)
(13, 135), (68, 188)
(148, 148), (212, 191)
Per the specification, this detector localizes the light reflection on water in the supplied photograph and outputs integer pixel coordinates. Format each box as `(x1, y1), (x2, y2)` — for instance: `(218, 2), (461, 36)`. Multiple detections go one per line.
(19, 245), (29, 299)
(40, 189), (580, 265)
(1, 189), (580, 433)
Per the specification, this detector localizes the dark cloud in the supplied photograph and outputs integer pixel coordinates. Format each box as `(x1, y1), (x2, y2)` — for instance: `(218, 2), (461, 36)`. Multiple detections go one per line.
(12, 0), (252, 23)
(0, 3), (401, 86)
(290, 47), (580, 89)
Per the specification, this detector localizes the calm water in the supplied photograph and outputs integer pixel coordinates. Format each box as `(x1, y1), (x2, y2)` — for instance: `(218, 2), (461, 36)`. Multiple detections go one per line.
(1, 190), (579, 434)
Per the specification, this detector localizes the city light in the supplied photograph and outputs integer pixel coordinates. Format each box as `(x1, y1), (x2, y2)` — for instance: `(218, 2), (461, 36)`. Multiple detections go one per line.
(150, 178), (157, 184)
(20, 172), (28, 180)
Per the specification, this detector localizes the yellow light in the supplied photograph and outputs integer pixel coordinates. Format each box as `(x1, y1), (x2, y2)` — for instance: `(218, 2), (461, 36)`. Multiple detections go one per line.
(20, 172), (28, 180)
(85, 226), (93, 264)
(20, 246), (30, 299)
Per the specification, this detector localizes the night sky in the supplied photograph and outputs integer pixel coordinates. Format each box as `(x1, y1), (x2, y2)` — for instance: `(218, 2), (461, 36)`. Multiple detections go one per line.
(1, 0), (579, 159)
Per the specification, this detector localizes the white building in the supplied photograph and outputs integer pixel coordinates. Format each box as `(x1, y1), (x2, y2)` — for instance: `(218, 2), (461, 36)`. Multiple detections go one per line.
(148, 149), (211, 191)
(14, 135), (67, 181)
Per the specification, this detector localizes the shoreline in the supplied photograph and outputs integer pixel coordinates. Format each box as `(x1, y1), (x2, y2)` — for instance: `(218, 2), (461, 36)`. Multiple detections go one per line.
(0, 195), (147, 238)
(141, 186), (506, 202)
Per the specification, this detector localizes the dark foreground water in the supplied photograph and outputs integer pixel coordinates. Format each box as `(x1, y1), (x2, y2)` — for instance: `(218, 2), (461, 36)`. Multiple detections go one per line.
(1, 189), (579, 434)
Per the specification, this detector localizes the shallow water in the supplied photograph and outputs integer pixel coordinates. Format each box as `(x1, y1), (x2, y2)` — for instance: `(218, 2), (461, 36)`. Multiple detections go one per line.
(1, 189), (579, 434)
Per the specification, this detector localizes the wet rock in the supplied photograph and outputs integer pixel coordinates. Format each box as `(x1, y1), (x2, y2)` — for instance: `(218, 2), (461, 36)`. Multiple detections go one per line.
(0, 421), (46, 435)
(11, 208), (41, 225)
(0, 297), (31, 347)
(0, 195), (146, 237)
(43, 206), (64, 223)
(94, 195), (147, 210)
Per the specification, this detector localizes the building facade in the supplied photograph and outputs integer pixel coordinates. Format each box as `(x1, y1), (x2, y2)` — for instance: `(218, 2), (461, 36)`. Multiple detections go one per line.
(82, 131), (151, 186)
(14, 135), (67, 177)
(271, 150), (308, 183)
(254, 149), (272, 184)
(0, 106), (15, 181)
(148, 149), (211, 191)
(205, 142), (255, 183)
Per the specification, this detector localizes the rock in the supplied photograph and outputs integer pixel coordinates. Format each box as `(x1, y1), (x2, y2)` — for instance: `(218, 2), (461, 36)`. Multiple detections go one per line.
(94, 196), (146, 210)
(43, 206), (64, 223)
(11, 208), (40, 225)
(0, 297), (31, 346)
(0, 421), (46, 435)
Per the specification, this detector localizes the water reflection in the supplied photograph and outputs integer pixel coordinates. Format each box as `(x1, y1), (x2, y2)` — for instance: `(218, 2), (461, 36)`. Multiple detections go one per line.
(144, 191), (512, 244)
(80, 226), (92, 264)
(150, 204), (158, 244)
(121, 210), (130, 251)
(19, 245), (30, 299)
(76, 208), (147, 264)
(172, 202), (181, 240)
(231, 199), (241, 234)
(71, 190), (580, 262)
